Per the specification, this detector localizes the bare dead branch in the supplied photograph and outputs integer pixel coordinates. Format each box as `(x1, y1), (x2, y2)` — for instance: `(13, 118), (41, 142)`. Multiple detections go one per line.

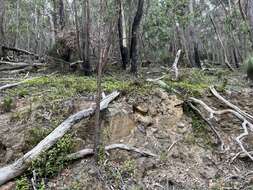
(188, 97), (253, 161)
(210, 86), (253, 122)
(67, 143), (158, 160)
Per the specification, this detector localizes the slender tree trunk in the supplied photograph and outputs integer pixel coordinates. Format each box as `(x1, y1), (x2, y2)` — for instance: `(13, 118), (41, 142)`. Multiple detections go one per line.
(0, 0), (5, 58)
(247, 0), (253, 50)
(52, 0), (58, 38)
(130, 0), (144, 74)
(82, 0), (92, 75)
(118, 0), (128, 70)
(73, 0), (82, 59)
(59, 0), (65, 31)
(15, 0), (20, 48)
(188, 0), (201, 68)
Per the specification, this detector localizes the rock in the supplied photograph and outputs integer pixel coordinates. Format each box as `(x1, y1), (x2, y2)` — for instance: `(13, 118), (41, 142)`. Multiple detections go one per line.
(149, 106), (158, 116)
(136, 157), (156, 178)
(155, 89), (169, 100)
(0, 181), (16, 190)
(88, 168), (97, 176)
(135, 114), (153, 127)
(106, 103), (136, 142)
(177, 122), (185, 128)
(199, 167), (217, 179)
(133, 104), (148, 115)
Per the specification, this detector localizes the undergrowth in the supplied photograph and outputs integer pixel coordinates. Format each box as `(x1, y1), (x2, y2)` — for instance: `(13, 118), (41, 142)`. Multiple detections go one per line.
(162, 69), (230, 97)
(16, 133), (74, 189)
(184, 104), (215, 149)
(29, 134), (74, 178)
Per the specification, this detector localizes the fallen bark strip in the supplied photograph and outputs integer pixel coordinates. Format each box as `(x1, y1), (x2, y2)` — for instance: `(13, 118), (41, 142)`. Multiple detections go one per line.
(189, 97), (253, 161)
(67, 144), (157, 160)
(210, 86), (253, 122)
(0, 91), (119, 186)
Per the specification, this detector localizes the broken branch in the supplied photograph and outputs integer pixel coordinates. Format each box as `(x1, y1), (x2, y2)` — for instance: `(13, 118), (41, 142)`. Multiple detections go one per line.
(67, 143), (157, 160)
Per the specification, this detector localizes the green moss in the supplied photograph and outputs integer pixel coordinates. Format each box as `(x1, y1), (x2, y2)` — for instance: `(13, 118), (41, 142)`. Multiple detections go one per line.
(163, 79), (208, 97)
(16, 177), (30, 190)
(184, 107), (214, 149)
(17, 89), (29, 98)
(29, 134), (74, 178)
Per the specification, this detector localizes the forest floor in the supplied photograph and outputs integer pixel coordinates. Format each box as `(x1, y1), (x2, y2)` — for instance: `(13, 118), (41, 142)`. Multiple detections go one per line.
(0, 64), (253, 190)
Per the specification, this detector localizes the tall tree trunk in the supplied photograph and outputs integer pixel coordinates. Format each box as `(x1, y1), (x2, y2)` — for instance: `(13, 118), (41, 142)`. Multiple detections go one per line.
(73, 0), (82, 59)
(188, 0), (201, 68)
(59, 0), (65, 31)
(52, 0), (58, 38)
(0, 0), (5, 58)
(15, 0), (20, 48)
(130, 0), (144, 74)
(82, 0), (91, 75)
(247, 0), (253, 50)
(118, 0), (128, 70)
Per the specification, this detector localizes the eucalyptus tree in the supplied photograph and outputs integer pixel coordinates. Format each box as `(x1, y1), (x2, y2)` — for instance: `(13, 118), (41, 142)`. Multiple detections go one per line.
(130, 0), (144, 74)
(0, 0), (5, 58)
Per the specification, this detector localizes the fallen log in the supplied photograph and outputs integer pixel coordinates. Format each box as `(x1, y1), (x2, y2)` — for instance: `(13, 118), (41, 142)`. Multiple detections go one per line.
(0, 61), (45, 72)
(67, 143), (157, 160)
(0, 91), (120, 186)
(2, 46), (39, 58)
(0, 61), (44, 67)
(0, 77), (40, 91)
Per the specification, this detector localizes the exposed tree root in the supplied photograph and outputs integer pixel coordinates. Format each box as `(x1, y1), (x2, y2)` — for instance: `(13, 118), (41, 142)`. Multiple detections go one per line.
(188, 96), (253, 161)
(0, 91), (119, 186)
(187, 102), (225, 150)
(210, 86), (253, 122)
(67, 144), (158, 160)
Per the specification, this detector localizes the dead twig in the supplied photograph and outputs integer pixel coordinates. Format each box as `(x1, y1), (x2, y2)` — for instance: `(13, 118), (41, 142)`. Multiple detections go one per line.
(188, 97), (253, 162)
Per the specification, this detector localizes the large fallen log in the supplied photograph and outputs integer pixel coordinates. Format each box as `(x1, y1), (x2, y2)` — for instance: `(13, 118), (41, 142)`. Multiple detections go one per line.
(0, 61), (45, 72)
(67, 144), (158, 160)
(2, 46), (39, 58)
(0, 91), (120, 186)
